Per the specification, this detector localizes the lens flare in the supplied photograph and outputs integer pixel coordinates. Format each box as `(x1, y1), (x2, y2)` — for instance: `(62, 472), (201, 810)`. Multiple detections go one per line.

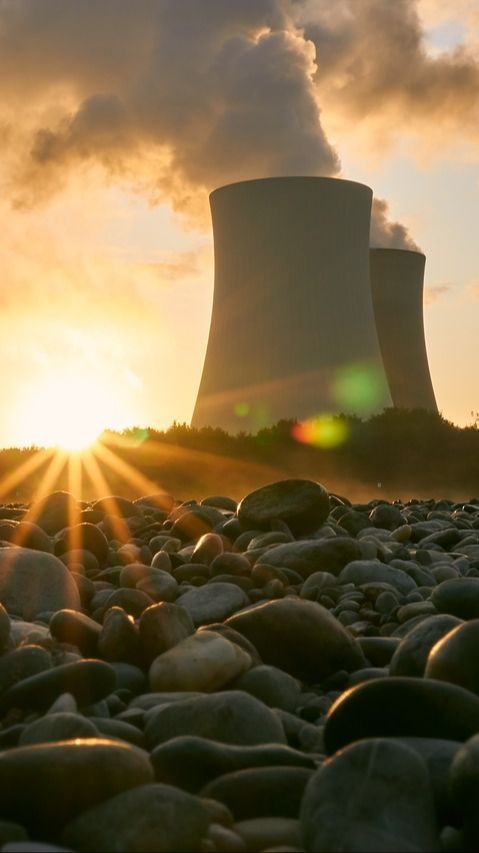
(234, 402), (250, 418)
(333, 362), (385, 414)
(292, 414), (348, 448)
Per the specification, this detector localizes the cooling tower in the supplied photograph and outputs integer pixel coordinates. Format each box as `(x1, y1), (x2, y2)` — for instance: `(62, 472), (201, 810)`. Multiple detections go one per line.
(370, 248), (437, 412)
(192, 177), (392, 433)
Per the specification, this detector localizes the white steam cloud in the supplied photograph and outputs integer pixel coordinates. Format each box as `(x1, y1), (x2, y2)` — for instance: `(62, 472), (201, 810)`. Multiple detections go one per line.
(1, 0), (477, 246)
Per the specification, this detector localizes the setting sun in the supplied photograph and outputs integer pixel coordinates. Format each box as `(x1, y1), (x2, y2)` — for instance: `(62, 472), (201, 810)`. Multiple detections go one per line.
(16, 370), (122, 452)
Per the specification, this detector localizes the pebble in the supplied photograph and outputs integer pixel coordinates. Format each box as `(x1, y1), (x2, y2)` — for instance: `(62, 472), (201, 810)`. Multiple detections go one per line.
(324, 677), (479, 754)
(389, 614), (463, 677)
(151, 736), (315, 792)
(62, 783), (210, 853)
(145, 691), (286, 749)
(0, 739), (154, 836)
(139, 602), (194, 662)
(49, 610), (101, 657)
(0, 645), (53, 694)
(425, 619), (479, 693)
(338, 559), (417, 595)
(98, 607), (142, 666)
(0, 659), (117, 714)
(230, 665), (302, 712)
(149, 630), (251, 692)
(259, 537), (361, 579)
(233, 817), (300, 852)
(431, 578), (479, 618)
(226, 598), (365, 682)
(300, 738), (440, 851)
(26, 491), (79, 535)
(202, 766), (314, 820)
(176, 582), (250, 626)
(0, 548), (81, 620)
(449, 734), (479, 847)
(19, 712), (99, 746)
(1, 485), (479, 849)
(237, 479), (330, 536)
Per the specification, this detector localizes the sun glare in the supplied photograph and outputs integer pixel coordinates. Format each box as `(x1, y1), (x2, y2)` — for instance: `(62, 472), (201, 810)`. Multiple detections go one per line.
(17, 371), (120, 452)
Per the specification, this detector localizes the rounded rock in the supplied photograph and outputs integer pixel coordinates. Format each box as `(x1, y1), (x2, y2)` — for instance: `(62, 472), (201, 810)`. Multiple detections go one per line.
(0, 659), (117, 714)
(300, 738), (440, 851)
(0, 548), (81, 621)
(324, 677), (479, 755)
(226, 598), (365, 683)
(389, 614), (463, 677)
(149, 631), (251, 693)
(151, 736), (315, 793)
(425, 620), (479, 694)
(202, 766), (314, 821)
(0, 739), (154, 836)
(145, 691), (286, 749)
(62, 783), (210, 853)
(237, 480), (330, 536)
(177, 583), (249, 627)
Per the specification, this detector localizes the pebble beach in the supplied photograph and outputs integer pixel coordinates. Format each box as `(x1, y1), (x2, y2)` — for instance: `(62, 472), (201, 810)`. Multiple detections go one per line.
(0, 478), (479, 851)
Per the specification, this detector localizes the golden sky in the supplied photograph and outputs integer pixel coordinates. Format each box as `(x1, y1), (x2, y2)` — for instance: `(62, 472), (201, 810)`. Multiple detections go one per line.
(0, 0), (478, 448)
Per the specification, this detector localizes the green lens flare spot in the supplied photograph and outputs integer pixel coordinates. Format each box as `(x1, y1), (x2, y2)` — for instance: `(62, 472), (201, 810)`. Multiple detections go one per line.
(234, 402), (250, 418)
(333, 362), (385, 413)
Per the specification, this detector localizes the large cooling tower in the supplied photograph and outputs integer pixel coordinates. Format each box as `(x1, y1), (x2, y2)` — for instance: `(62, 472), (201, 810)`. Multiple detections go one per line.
(370, 248), (437, 412)
(192, 177), (392, 433)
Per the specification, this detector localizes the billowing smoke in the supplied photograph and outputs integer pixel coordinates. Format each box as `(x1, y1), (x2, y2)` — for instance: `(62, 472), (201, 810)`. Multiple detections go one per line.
(297, 0), (479, 142)
(370, 199), (421, 251)
(0, 0), (339, 212)
(1, 0), (476, 245)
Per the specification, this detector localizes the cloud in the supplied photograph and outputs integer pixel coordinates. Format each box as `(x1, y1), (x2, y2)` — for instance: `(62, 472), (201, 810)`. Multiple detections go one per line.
(297, 0), (479, 154)
(0, 0), (339, 216)
(467, 279), (479, 298)
(424, 282), (453, 303)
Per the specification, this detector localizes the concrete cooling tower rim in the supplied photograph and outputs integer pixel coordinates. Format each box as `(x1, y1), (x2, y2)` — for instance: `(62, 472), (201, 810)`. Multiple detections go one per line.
(370, 247), (426, 260)
(210, 175), (373, 200)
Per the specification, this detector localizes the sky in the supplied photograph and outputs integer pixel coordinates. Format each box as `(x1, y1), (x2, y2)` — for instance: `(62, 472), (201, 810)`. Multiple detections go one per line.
(0, 0), (478, 449)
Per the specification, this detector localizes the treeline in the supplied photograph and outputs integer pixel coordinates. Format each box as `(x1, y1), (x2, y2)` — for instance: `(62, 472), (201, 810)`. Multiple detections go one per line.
(1, 409), (479, 503)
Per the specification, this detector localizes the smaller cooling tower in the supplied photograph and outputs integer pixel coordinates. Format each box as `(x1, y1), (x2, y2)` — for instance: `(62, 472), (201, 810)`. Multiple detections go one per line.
(370, 248), (437, 412)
